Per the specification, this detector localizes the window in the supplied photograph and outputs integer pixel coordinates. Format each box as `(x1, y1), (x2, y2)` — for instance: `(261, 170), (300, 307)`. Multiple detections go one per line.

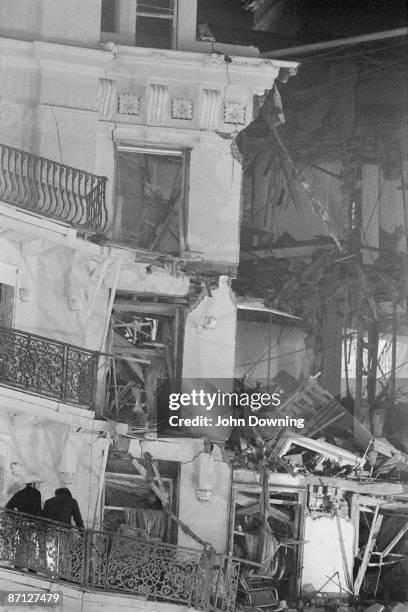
(103, 473), (173, 540)
(0, 284), (15, 328)
(114, 147), (188, 254)
(229, 484), (305, 598)
(105, 294), (185, 429)
(0, 263), (18, 328)
(103, 456), (179, 543)
(101, 0), (177, 49)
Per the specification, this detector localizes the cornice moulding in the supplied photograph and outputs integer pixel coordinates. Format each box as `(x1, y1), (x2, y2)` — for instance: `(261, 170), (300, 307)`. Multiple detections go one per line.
(0, 36), (298, 84)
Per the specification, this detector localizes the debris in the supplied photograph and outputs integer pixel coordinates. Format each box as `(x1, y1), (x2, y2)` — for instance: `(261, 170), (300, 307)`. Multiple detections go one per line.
(388, 604), (408, 612)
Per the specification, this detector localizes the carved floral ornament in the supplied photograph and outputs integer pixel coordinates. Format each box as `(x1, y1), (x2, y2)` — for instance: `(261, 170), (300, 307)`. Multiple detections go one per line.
(114, 84), (248, 128)
(171, 97), (193, 120)
(224, 101), (246, 125)
(118, 93), (140, 115)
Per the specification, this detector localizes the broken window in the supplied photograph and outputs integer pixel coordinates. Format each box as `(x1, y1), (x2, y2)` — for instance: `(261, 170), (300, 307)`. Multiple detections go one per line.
(113, 147), (188, 254)
(103, 473), (172, 540)
(101, 0), (177, 49)
(103, 453), (179, 544)
(354, 504), (408, 600)
(230, 484), (304, 600)
(0, 263), (17, 328)
(105, 295), (185, 429)
(0, 284), (15, 328)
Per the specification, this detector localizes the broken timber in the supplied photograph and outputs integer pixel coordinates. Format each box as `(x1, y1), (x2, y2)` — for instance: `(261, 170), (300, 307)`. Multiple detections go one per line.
(353, 506), (383, 596)
(129, 452), (213, 551)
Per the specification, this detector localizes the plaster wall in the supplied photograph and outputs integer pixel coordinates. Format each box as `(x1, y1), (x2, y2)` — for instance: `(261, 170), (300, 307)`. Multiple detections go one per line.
(37, 107), (98, 173)
(0, 411), (106, 528)
(129, 438), (231, 553)
(0, 0), (43, 42)
(0, 0), (101, 47)
(235, 319), (312, 382)
(302, 515), (355, 593)
(188, 135), (242, 264)
(0, 238), (109, 350)
(40, 0), (101, 47)
(183, 277), (237, 380)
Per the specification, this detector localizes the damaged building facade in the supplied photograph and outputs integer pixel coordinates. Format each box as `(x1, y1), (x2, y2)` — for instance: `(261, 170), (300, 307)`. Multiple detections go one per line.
(0, 1), (407, 611)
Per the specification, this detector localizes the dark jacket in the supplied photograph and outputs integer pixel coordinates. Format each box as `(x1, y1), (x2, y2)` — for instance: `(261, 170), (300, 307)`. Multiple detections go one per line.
(42, 488), (84, 529)
(6, 484), (42, 517)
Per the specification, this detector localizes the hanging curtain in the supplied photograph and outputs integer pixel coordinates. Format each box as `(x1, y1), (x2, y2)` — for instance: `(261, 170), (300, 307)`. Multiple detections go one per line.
(124, 508), (166, 540)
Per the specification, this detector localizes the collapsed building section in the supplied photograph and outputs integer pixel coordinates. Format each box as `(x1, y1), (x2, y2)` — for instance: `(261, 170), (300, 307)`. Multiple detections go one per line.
(0, 3), (407, 611)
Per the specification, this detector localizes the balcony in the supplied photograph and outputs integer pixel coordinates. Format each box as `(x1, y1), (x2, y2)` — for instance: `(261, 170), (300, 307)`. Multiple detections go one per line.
(0, 144), (108, 232)
(0, 508), (239, 611)
(0, 326), (99, 407)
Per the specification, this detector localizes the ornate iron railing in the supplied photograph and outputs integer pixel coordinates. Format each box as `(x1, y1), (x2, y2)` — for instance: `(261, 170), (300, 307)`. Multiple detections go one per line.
(0, 508), (217, 610)
(212, 555), (241, 611)
(0, 326), (99, 407)
(0, 509), (86, 583)
(88, 530), (214, 607)
(0, 144), (108, 232)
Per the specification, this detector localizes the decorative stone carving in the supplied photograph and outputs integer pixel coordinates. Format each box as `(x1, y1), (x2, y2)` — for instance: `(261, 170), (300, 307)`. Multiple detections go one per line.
(224, 101), (246, 125)
(97, 78), (117, 120)
(118, 93), (141, 115)
(18, 287), (31, 302)
(146, 83), (169, 124)
(204, 53), (225, 68)
(171, 97), (193, 120)
(68, 297), (83, 311)
(200, 89), (221, 129)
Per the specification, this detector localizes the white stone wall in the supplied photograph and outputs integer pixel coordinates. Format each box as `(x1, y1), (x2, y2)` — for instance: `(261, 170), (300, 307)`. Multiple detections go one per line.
(235, 319), (312, 381)
(128, 438), (231, 554)
(302, 515), (355, 593)
(0, 38), (292, 267)
(0, 26), (297, 564)
(0, 407), (106, 528)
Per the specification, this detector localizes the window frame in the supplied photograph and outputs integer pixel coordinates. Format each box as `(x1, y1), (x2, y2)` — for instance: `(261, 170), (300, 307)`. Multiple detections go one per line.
(0, 263), (20, 329)
(229, 482), (306, 598)
(103, 471), (175, 542)
(113, 145), (189, 256)
(101, 0), (178, 49)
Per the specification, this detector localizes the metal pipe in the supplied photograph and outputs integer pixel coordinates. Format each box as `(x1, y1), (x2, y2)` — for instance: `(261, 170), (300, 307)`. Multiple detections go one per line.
(261, 27), (408, 58)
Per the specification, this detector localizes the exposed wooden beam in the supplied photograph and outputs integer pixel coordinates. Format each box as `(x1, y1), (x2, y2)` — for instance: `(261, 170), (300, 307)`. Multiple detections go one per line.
(100, 259), (122, 352)
(113, 301), (179, 315)
(382, 520), (408, 557)
(353, 507), (383, 596)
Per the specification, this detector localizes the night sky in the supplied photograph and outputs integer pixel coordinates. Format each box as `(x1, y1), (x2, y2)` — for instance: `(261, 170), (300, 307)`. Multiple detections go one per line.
(197, 0), (407, 39)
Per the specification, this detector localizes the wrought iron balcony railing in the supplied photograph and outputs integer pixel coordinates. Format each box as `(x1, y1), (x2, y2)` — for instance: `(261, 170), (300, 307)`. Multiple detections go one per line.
(0, 326), (99, 407)
(0, 508), (227, 610)
(0, 144), (108, 232)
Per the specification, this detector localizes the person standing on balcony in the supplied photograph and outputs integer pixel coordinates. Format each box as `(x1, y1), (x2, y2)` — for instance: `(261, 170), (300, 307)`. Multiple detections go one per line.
(42, 488), (84, 528)
(5, 475), (43, 572)
(5, 475), (42, 517)
(42, 488), (84, 582)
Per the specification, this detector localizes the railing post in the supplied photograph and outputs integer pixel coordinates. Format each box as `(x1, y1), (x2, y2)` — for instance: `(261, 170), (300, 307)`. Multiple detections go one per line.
(61, 344), (68, 402)
(90, 352), (99, 408)
(83, 529), (91, 587)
